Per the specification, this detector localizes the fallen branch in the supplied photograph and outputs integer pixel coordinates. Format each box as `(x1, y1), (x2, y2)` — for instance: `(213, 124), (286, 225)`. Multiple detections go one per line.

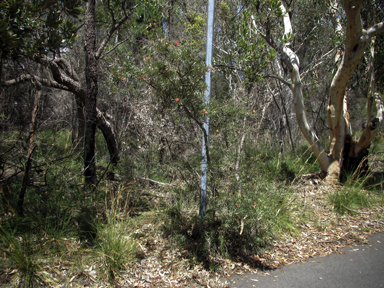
(137, 177), (173, 187)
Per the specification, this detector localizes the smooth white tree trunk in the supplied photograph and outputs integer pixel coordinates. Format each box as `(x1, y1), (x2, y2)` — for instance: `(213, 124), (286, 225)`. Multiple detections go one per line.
(254, 0), (384, 183)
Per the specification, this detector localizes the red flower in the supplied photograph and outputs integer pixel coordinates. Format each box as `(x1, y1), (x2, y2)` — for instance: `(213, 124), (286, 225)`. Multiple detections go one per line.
(175, 98), (180, 102)
(174, 41), (179, 46)
(253, 202), (257, 206)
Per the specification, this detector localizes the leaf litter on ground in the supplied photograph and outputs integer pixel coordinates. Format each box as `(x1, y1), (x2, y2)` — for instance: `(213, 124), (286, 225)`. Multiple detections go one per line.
(1, 177), (384, 287)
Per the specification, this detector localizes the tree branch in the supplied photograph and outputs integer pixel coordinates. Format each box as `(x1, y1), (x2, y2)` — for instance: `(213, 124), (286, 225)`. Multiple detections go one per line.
(261, 3), (330, 174)
(53, 58), (80, 81)
(355, 37), (384, 154)
(264, 74), (291, 86)
(100, 37), (131, 59)
(251, 14), (294, 72)
(182, 105), (210, 163)
(107, 0), (116, 25)
(366, 21), (384, 38)
(34, 55), (83, 95)
(1, 74), (69, 91)
(213, 64), (245, 72)
(300, 48), (336, 78)
(95, 2), (140, 60)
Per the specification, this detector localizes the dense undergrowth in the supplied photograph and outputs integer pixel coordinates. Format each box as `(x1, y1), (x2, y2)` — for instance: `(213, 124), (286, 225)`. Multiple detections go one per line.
(0, 128), (383, 287)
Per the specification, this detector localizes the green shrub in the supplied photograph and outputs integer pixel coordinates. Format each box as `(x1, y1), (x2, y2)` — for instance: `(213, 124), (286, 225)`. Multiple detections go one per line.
(98, 221), (139, 280)
(162, 178), (299, 268)
(98, 187), (140, 280)
(329, 187), (371, 215)
(0, 224), (44, 287)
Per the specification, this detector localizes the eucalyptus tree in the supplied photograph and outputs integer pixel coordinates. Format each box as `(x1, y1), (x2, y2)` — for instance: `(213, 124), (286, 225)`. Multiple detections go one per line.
(247, 0), (384, 183)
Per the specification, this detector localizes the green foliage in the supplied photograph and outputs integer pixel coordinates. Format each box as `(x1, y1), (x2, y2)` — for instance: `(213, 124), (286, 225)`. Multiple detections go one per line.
(0, 127), (141, 284)
(98, 220), (139, 280)
(0, 0), (81, 58)
(329, 171), (374, 215)
(0, 223), (44, 287)
(97, 185), (140, 280)
(160, 140), (316, 267)
(329, 133), (384, 215)
(140, 37), (207, 120)
(239, 141), (320, 184)
(162, 180), (299, 268)
(215, 0), (276, 89)
(329, 187), (371, 215)
(1, 0), (384, 283)
(0, 129), (81, 223)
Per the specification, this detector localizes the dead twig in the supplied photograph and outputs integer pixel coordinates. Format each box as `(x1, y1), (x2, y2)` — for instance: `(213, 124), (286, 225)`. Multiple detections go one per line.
(136, 177), (173, 187)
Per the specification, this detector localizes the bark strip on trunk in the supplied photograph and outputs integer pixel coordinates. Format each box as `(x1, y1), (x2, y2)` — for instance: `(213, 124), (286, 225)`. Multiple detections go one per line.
(235, 117), (246, 196)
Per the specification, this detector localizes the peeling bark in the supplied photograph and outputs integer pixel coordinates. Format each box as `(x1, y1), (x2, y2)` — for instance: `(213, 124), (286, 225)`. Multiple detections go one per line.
(235, 117), (246, 196)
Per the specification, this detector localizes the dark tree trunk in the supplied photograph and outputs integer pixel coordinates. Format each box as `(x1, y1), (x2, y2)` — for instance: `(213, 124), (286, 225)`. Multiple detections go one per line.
(96, 109), (119, 164)
(84, 0), (98, 184)
(72, 96), (85, 150)
(71, 97), (77, 147)
(18, 85), (41, 216)
(159, 137), (166, 165)
(76, 96), (85, 150)
(340, 134), (370, 182)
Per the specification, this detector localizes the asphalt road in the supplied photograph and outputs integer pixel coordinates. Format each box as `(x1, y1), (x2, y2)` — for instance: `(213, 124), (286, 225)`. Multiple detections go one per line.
(228, 231), (384, 288)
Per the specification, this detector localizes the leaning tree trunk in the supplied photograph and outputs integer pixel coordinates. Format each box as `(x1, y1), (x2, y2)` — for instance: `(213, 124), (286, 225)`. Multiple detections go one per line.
(2, 47), (120, 167)
(84, 0), (98, 184)
(18, 82), (41, 216)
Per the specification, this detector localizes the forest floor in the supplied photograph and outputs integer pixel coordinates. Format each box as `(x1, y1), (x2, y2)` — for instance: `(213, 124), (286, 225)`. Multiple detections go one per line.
(124, 178), (384, 287)
(89, 178), (384, 287)
(122, 176), (384, 288)
(1, 176), (384, 287)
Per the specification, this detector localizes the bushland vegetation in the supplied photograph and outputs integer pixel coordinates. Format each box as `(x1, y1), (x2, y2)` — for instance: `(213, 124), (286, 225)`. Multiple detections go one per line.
(1, 0), (384, 286)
